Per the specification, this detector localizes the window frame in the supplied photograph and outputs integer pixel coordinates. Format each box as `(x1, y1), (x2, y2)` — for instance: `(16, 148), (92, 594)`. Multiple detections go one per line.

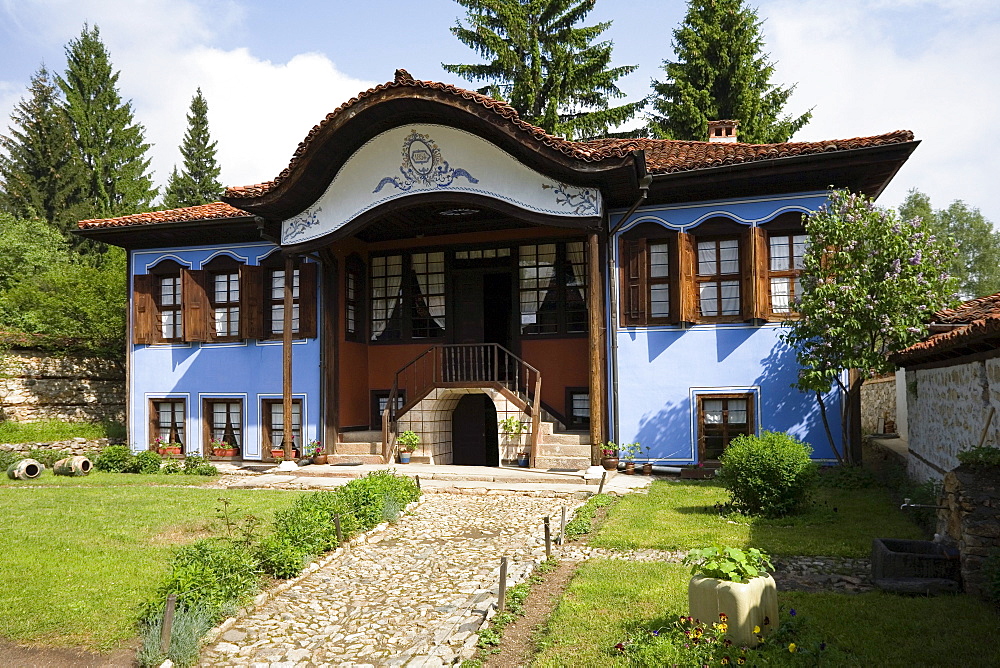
(147, 260), (185, 343)
(149, 398), (186, 449)
(259, 254), (317, 340)
(619, 225), (681, 326)
(345, 254), (365, 343)
(261, 398), (303, 452)
(694, 235), (743, 322)
(202, 398), (244, 453)
(517, 240), (589, 338)
(565, 387), (591, 430)
(696, 393), (755, 462)
(370, 390), (406, 430)
(767, 231), (807, 318)
(203, 255), (242, 342)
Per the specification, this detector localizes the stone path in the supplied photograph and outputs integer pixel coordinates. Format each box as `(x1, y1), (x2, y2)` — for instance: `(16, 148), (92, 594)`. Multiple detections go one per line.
(199, 492), (584, 667)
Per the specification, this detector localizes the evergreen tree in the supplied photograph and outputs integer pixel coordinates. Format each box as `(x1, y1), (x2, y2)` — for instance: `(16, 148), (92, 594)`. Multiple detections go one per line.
(57, 24), (156, 217)
(899, 189), (1000, 299)
(649, 0), (811, 143)
(163, 88), (222, 208)
(442, 0), (643, 139)
(0, 66), (89, 234)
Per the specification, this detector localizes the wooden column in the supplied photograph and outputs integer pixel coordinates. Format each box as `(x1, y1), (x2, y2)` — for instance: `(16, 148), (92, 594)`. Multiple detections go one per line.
(587, 231), (607, 460)
(282, 254), (294, 461)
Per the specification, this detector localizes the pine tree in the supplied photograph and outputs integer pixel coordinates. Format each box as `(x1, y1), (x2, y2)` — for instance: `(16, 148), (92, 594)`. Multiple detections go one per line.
(163, 88), (222, 209)
(442, 0), (643, 139)
(649, 0), (811, 143)
(0, 66), (89, 234)
(57, 24), (156, 217)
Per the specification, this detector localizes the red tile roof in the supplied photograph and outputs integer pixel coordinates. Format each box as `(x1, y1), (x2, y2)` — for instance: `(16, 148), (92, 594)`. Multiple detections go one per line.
(78, 202), (251, 229)
(892, 293), (1000, 365)
(224, 68), (914, 200)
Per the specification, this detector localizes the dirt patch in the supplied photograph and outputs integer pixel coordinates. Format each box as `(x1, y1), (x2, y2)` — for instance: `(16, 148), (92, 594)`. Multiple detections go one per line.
(0, 638), (134, 667)
(481, 560), (578, 668)
(149, 522), (215, 545)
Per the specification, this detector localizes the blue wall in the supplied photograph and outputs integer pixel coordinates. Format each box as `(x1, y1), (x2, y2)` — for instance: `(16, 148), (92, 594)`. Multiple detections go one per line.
(608, 192), (843, 463)
(128, 242), (322, 459)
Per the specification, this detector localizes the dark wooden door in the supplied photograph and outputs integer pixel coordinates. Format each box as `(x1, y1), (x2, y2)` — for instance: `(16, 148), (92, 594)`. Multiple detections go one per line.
(452, 393), (499, 466)
(452, 271), (484, 344)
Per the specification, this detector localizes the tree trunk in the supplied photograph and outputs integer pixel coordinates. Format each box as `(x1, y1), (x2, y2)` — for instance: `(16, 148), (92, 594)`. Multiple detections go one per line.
(814, 391), (843, 464)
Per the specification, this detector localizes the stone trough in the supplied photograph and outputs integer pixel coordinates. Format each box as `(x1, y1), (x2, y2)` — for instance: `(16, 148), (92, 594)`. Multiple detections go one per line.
(871, 538), (961, 595)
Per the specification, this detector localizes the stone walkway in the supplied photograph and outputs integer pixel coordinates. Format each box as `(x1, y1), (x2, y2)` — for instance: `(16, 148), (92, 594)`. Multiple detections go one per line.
(199, 492), (583, 667)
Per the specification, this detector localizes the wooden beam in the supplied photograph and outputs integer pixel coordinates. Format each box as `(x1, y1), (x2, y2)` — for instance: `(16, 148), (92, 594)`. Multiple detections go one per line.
(283, 254), (294, 461)
(587, 231), (607, 460)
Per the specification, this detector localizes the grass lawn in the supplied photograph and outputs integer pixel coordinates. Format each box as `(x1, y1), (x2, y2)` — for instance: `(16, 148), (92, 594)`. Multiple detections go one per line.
(0, 472), (303, 651)
(591, 479), (924, 557)
(533, 560), (1000, 667)
(0, 419), (125, 442)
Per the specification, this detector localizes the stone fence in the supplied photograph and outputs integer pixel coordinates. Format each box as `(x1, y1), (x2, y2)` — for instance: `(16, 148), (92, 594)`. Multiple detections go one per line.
(940, 464), (1000, 600)
(861, 374), (897, 435)
(0, 349), (124, 423)
(0, 438), (119, 457)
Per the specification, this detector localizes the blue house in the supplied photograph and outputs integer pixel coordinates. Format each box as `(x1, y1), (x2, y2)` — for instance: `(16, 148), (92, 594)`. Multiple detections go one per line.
(77, 70), (917, 468)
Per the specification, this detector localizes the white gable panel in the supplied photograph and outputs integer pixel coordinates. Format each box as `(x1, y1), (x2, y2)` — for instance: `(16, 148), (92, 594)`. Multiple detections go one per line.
(280, 124), (602, 245)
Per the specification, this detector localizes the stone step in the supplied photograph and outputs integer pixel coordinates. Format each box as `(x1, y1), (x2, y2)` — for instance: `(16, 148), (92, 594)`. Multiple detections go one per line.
(537, 442), (591, 458)
(335, 441), (381, 455)
(540, 431), (590, 446)
(533, 455), (591, 471)
(326, 454), (385, 465)
(339, 430), (382, 443)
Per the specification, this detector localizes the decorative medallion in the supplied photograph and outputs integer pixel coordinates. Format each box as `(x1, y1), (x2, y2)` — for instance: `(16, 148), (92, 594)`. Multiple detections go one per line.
(283, 206), (323, 243)
(543, 182), (600, 216)
(373, 130), (479, 193)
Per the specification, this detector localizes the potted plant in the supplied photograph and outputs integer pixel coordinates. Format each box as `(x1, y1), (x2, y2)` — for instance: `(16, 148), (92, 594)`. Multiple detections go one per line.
(308, 439), (327, 465)
(153, 437), (182, 456)
(516, 450), (530, 467)
(642, 445), (654, 475)
(499, 415), (526, 465)
(619, 442), (640, 475)
(683, 546), (778, 648)
(210, 436), (237, 458)
(270, 443), (298, 460)
(397, 430), (419, 464)
(600, 442), (619, 471)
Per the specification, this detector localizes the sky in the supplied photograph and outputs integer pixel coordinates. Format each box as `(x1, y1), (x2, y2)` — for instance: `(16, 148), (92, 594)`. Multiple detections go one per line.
(0, 0), (997, 222)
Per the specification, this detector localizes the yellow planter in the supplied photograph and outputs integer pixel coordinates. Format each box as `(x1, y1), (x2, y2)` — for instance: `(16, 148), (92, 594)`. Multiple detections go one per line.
(688, 574), (778, 648)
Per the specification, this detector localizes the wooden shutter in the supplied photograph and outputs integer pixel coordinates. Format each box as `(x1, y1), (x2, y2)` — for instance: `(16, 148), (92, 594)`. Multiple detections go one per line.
(677, 232), (698, 323)
(298, 261), (318, 339)
(239, 265), (264, 340)
(133, 274), (156, 344)
(742, 227), (769, 322)
(182, 269), (209, 342)
(620, 239), (646, 326)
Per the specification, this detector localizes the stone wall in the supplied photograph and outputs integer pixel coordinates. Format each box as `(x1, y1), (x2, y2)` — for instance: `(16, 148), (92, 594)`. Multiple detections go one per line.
(861, 375), (897, 435)
(905, 357), (1000, 483)
(0, 350), (125, 423)
(941, 465), (1000, 600)
(0, 438), (117, 456)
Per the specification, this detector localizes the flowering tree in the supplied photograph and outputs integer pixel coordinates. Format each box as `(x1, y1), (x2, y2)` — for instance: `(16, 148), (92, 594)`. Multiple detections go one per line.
(781, 190), (957, 463)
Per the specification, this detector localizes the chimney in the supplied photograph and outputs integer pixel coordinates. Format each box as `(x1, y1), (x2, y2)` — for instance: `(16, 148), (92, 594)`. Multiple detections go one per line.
(707, 119), (739, 142)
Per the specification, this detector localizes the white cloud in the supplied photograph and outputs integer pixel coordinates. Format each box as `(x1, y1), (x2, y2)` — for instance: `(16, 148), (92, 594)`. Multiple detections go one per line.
(762, 0), (1000, 220)
(0, 0), (374, 199)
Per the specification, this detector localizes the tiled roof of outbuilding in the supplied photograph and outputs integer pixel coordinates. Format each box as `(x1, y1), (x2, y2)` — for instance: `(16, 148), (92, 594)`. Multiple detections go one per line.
(78, 202), (252, 229)
(892, 294), (1000, 365)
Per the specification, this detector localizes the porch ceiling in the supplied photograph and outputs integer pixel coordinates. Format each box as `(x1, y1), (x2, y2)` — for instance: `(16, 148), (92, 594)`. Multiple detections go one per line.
(353, 200), (533, 243)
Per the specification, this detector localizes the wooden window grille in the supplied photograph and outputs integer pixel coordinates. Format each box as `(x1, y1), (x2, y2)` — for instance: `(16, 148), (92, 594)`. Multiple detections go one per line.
(698, 394), (754, 461)
(205, 399), (242, 449)
(262, 399), (302, 449)
(149, 399), (185, 447)
(768, 233), (807, 314)
(696, 237), (742, 317)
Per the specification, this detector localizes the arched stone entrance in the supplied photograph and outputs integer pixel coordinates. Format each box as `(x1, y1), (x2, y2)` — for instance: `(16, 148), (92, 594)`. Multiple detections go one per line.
(395, 387), (531, 464)
(452, 394), (499, 465)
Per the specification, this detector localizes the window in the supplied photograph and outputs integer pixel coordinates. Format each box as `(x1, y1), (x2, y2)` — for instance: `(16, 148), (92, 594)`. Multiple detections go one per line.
(260, 254), (317, 339)
(159, 274), (183, 339)
(371, 255), (403, 341)
(620, 227), (681, 326)
(205, 399), (242, 449)
(566, 388), (590, 430)
(649, 242), (671, 319)
(518, 241), (588, 336)
(768, 233), (806, 314)
(345, 255), (364, 342)
(150, 399), (185, 447)
(696, 238), (741, 317)
(698, 394), (753, 461)
(262, 399), (302, 450)
(411, 252), (445, 339)
(204, 256), (241, 339)
(371, 390), (405, 429)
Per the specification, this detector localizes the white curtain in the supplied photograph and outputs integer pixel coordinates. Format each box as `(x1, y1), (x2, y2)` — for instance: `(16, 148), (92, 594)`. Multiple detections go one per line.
(414, 253), (445, 331)
(566, 241), (585, 286)
(371, 271), (402, 340)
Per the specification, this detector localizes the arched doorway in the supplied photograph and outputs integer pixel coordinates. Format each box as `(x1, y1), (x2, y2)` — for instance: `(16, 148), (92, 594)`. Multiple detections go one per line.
(451, 393), (499, 465)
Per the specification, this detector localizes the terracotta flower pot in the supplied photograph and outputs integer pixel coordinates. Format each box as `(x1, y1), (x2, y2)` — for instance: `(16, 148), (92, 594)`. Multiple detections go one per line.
(624, 461), (635, 475)
(600, 457), (619, 471)
(271, 448), (297, 460)
(312, 453), (328, 465)
(213, 448), (237, 457)
(642, 462), (654, 475)
(158, 447), (182, 456)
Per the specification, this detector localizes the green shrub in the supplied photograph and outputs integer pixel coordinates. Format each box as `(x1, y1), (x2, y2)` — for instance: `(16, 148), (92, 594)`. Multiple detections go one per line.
(182, 455), (218, 476)
(161, 461), (182, 474)
(958, 445), (1000, 468)
(0, 449), (24, 472)
(94, 444), (136, 472)
(717, 430), (817, 517)
(155, 540), (261, 617)
(133, 450), (163, 474)
(27, 448), (74, 468)
(256, 535), (307, 580)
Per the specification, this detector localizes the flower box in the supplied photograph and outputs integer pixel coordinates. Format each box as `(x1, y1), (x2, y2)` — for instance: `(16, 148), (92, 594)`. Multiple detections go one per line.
(688, 574), (778, 648)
